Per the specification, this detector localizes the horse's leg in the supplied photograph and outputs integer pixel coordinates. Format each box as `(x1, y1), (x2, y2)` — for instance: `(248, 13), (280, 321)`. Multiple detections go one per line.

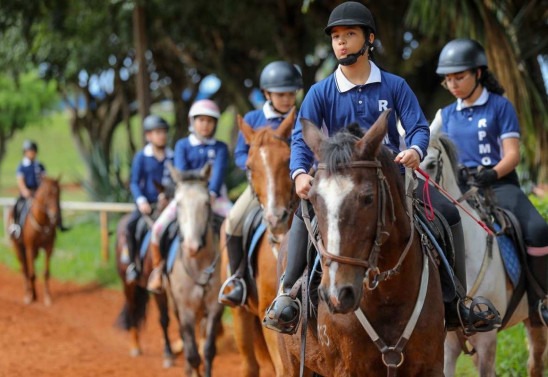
(123, 283), (142, 357)
(260, 320), (285, 375)
(154, 291), (174, 368)
(467, 331), (497, 377)
(202, 304), (223, 377)
(23, 244), (37, 304)
(179, 310), (201, 377)
(232, 307), (260, 377)
(43, 243), (54, 306)
(443, 332), (462, 377)
(523, 319), (548, 377)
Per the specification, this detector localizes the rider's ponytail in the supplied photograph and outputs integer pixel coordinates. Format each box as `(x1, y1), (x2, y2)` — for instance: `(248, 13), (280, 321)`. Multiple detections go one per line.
(480, 69), (505, 95)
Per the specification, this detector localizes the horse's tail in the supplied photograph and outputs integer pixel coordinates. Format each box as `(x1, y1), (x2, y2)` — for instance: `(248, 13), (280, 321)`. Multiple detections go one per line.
(114, 286), (149, 330)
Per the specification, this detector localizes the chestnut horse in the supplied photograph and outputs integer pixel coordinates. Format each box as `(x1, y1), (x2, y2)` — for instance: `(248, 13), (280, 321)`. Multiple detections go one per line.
(276, 111), (445, 376)
(167, 163), (224, 377)
(9, 176), (61, 306)
(421, 122), (547, 377)
(115, 187), (176, 367)
(220, 108), (297, 376)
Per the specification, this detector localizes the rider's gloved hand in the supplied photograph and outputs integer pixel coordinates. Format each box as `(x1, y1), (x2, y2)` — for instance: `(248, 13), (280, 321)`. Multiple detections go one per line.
(474, 168), (498, 187)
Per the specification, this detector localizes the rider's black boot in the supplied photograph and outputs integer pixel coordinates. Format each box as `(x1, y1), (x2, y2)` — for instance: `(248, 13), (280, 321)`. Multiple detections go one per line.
(218, 235), (246, 307)
(527, 254), (548, 327)
(263, 213), (308, 334)
(445, 221), (501, 334)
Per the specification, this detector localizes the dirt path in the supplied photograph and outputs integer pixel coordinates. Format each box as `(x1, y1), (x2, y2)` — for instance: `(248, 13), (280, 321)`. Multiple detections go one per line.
(0, 264), (274, 377)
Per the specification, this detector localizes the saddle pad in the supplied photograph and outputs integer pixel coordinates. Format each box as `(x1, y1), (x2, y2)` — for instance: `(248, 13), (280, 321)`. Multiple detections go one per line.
(246, 222), (267, 278)
(139, 230), (151, 260)
(166, 235), (180, 273)
(494, 223), (521, 288)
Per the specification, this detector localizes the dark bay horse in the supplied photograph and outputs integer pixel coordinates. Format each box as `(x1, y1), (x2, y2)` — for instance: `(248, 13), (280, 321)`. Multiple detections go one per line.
(220, 108), (297, 376)
(167, 163), (224, 377)
(9, 176), (61, 306)
(276, 111), (445, 376)
(115, 187), (175, 367)
(421, 122), (547, 377)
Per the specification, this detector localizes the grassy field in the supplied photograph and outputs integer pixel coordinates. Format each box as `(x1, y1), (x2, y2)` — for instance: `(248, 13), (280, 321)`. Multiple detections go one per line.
(0, 109), (539, 376)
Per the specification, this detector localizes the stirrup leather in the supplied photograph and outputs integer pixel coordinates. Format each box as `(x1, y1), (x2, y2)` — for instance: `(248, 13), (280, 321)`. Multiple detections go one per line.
(218, 275), (247, 307)
(458, 296), (501, 335)
(262, 293), (302, 335)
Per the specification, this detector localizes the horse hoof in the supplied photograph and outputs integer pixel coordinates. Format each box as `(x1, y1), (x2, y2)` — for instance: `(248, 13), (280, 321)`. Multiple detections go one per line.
(129, 348), (142, 357)
(23, 296), (34, 305)
(44, 296), (52, 307)
(163, 357), (174, 368)
(171, 339), (184, 354)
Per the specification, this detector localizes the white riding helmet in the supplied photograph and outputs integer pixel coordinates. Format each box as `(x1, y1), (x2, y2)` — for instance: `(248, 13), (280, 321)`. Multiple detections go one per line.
(188, 99), (221, 120)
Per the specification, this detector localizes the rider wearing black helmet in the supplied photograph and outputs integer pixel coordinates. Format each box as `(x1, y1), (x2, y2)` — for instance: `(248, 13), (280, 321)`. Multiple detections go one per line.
(262, 2), (501, 336)
(217, 61), (302, 307)
(125, 114), (174, 283)
(434, 38), (548, 327)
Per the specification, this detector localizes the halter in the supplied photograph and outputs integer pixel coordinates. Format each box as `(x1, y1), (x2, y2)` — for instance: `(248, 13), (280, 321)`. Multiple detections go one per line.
(302, 160), (415, 288)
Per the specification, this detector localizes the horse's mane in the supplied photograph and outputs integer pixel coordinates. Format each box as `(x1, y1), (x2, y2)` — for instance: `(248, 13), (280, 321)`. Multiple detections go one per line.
(321, 123), (398, 177)
(437, 134), (460, 181)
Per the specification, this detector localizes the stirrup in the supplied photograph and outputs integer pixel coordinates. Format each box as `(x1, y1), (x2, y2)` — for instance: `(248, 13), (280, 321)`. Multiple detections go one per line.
(262, 293), (302, 335)
(218, 276), (247, 307)
(458, 296), (501, 335)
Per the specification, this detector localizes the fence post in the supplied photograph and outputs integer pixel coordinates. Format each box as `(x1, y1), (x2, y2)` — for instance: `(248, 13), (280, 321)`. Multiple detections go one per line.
(100, 210), (109, 262)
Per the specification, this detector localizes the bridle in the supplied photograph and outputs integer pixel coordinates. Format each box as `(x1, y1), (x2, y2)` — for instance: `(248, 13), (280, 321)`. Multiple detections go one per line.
(301, 159), (416, 289)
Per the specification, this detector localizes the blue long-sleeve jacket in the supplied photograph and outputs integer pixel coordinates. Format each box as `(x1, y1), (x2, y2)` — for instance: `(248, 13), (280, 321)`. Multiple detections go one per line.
(129, 144), (174, 204)
(174, 134), (229, 197)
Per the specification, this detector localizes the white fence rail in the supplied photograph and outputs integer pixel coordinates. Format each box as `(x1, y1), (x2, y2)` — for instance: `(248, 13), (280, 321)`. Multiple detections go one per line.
(0, 198), (135, 261)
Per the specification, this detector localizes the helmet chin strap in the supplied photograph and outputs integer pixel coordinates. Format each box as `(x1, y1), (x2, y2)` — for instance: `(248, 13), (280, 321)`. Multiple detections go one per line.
(338, 41), (369, 66)
(461, 73), (481, 100)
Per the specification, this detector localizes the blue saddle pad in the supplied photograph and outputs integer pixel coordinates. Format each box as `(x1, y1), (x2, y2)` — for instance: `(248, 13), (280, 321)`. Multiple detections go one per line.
(246, 222), (267, 278)
(139, 230), (151, 260)
(166, 235), (180, 273)
(494, 223), (521, 288)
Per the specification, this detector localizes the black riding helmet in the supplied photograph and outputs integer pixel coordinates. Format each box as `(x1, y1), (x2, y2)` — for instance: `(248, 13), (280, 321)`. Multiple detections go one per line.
(436, 38), (488, 75)
(143, 114), (169, 132)
(324, 1), (376, 35)
(260, 61), (303, 93)
(22, 140), (38, 153)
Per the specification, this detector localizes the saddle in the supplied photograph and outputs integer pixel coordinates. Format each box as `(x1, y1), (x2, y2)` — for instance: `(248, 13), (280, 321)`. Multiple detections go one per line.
(241, 206), (266, 278)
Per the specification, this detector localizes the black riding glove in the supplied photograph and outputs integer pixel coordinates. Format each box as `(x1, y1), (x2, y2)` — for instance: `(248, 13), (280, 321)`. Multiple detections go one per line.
(474, 168), (498, 187)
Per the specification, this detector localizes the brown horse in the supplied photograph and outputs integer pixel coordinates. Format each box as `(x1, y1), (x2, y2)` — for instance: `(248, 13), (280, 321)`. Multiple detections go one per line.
(276, 111), (445, 376)
(220, 108), (297, 376)
(9, 176), (61, 306)
(115, 188), (176, 367)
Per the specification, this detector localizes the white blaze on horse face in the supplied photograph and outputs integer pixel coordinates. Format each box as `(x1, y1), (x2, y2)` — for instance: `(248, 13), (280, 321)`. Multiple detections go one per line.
(259, 147), (276, 213)
(177, 184), (209, 251)
(317, 175), (355, 293)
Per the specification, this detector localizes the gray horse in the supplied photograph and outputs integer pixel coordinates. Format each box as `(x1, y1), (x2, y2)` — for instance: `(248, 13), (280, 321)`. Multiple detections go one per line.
(167, 163), (224, 377)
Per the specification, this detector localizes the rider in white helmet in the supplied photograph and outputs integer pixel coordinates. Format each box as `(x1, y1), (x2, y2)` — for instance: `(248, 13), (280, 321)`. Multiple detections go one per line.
(147, 99), (231, 293)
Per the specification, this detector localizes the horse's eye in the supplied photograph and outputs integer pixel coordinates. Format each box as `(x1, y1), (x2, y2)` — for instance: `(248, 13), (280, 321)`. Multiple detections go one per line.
(426, 162), (436, 170)
(362, 194), (373, 206)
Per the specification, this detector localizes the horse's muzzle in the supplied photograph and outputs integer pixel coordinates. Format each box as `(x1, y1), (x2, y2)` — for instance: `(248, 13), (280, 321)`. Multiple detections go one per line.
(319, 283), (361, 314)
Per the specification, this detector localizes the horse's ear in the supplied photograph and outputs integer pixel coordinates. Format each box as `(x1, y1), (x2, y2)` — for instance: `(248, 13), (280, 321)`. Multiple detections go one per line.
(238, 115), (255, 144)
(301, 118), (325, 160)
(200, 162), (212, 181)
(356, 109), (391, 159)
(275, 106), (296, 139)
(167, 162), (184, 183)
(429, 109), (443, 139)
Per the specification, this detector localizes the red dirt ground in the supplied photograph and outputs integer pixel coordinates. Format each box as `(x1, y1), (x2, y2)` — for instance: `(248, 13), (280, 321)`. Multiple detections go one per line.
(0, 264), (274, 377)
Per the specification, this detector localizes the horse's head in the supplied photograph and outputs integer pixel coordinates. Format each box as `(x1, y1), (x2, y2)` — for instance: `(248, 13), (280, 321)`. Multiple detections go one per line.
(168, 163), (212, 256)
(35, 176), (62, 225)
(239, 107), (296, 235)
(303, 110), (405, 314)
